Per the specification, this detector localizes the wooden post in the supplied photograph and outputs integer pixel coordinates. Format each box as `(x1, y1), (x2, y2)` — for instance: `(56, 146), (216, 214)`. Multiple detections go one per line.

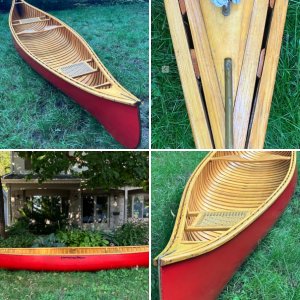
(0, 178), (6, 238)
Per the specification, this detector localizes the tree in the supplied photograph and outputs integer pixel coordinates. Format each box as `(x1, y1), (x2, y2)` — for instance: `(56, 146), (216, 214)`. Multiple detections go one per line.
(0, 151), (148, 238)
(18, 151), (149, 190)
(0, 152), (11, 238)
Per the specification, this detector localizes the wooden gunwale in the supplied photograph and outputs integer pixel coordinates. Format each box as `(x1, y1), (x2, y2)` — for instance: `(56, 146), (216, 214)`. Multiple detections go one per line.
(248, 0), (289, 148)
(185, 0), (225, 148)
(154, 151), (296, 266)
(164, 0), (212, 148)
(0, 245), (149, 256)
(233, 0), (269, 148)
(9, 0), (140, 106)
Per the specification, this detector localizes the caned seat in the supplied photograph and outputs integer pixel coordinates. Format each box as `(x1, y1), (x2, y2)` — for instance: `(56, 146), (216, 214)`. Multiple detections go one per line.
(186, 211), (250, 231)
(19, 17), (41, 24)
(17, 25), (63, 35)
(59, 61), (98, 78)
(13, 16), (49, 25)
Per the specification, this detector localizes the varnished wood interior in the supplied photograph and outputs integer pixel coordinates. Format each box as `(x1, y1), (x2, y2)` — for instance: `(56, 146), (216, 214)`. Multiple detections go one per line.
(155, 151), (296, 266)
(164, 0), (288, 148)
(10, 0), (140, 106)
(0, 246), (149, 256)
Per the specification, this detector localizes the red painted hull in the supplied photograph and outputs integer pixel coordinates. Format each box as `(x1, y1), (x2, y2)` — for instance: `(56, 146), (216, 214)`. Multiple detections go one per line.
(160, 170), (297, 300)
(12, 39), (141, 149)
(0, 251), (149, 272)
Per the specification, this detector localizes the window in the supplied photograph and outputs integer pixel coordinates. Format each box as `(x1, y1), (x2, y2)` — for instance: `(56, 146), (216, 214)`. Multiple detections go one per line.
(24, 158), (32, 170)
(27, 195), (68, 216)
(128, 194), (149, 219)
(82, 195), (108, 224)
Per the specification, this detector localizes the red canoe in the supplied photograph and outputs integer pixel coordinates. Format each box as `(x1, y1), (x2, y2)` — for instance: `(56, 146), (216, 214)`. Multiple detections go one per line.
(9, 0), (142, 148)
(0, 246), (149, 271)
(154, 151), (297, 300)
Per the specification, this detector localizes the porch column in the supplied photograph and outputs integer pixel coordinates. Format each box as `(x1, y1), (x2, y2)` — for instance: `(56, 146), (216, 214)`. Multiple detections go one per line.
(124, 187), (128, 221)
(7, 185), (11, 226)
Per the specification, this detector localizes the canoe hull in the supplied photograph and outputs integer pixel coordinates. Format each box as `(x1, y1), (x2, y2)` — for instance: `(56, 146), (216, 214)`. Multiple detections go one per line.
(159, 169), (297, 300)
(12, 38), (141, 149)
(0, 251), (149, 272)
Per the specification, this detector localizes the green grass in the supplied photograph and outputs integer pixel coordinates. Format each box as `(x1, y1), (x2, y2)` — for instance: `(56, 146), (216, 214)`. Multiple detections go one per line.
(151, 151), (300, 300)
(0, 268), (149, 300)
(151, 0), (300, 149)
(0, 3), (149, 149)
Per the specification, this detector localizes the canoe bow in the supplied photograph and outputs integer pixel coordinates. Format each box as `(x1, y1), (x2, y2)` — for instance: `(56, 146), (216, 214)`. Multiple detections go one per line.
(155, 151), (297, 299)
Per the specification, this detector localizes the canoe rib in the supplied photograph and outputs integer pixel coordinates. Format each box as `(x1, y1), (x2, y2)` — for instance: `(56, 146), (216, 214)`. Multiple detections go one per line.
(9, 0), (141, 148)
(155, 151), (297, 299)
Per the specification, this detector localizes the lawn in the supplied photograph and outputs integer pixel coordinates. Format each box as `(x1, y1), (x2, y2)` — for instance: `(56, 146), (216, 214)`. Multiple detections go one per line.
(151, 0), (300, 149)
(151, 151), (300, 300)
(0, 2), (149, 149)
(0, 268), (149, 300)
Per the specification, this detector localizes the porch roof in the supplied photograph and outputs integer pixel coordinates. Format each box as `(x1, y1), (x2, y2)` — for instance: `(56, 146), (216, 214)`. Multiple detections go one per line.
(2, 173), (82, 184)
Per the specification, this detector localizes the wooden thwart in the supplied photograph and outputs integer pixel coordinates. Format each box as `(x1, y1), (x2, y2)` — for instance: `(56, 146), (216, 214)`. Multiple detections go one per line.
(93, 82), (111, 89)
(13, 16), (49, 25)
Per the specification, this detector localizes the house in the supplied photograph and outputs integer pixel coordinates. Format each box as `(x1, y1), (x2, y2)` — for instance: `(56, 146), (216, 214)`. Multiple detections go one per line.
(2, 152), (149, 230)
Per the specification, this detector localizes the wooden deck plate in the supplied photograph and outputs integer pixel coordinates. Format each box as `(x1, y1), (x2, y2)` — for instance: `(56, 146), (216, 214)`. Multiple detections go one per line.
(199, 0), (254, 104)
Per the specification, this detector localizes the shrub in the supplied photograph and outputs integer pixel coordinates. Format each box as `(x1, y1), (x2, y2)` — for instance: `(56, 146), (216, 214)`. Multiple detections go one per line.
(18, 196), (68, 234)
(113, 220), (148, 246)
(32, 233), (65, 248)
(57, 229), (109, 247)
(0, 220), (36, 248)
(6, 218), (30, 236)
(0, 233), (35, 248)
(0, 0), (148, 12)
